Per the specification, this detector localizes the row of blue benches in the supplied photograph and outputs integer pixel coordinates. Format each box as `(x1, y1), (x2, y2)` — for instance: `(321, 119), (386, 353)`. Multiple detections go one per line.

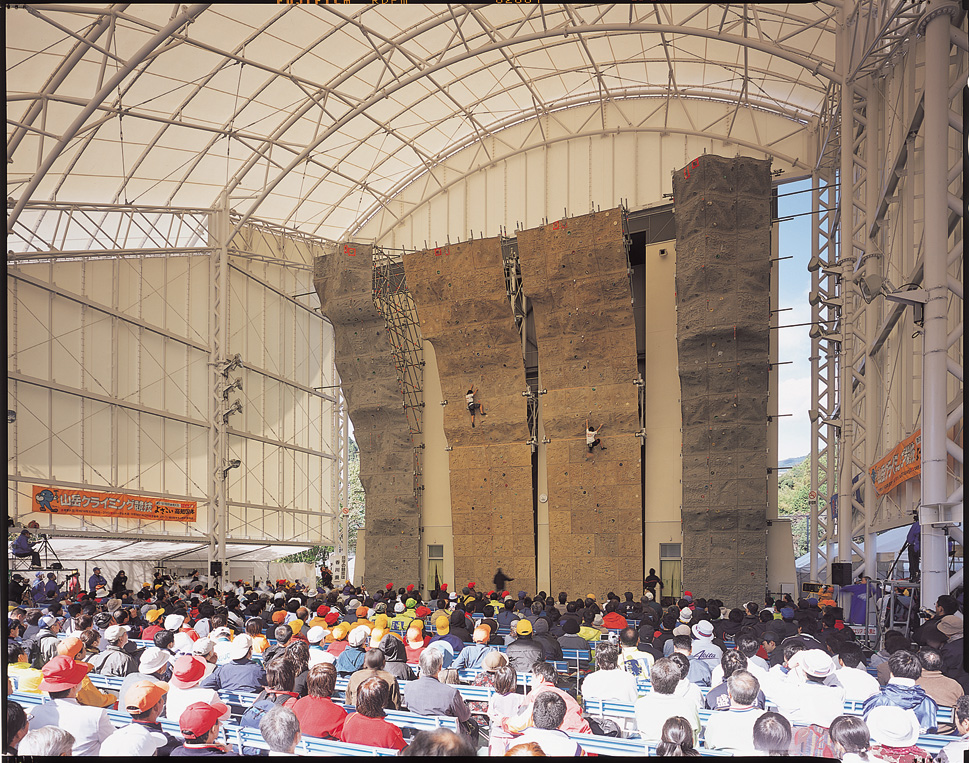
(13, 680), (956, 758)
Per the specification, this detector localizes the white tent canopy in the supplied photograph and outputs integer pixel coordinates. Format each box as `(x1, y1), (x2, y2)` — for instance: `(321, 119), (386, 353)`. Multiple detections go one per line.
(795, 525), (912, 585)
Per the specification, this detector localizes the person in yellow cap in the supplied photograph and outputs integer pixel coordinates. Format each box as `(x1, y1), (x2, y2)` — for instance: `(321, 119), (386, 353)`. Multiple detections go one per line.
(505, 618), (544, 673)
(428, 614), (464, 655)
(326, 624), (349, 658)
(141, 608), (166, 641)
(55, 636), (118, 709)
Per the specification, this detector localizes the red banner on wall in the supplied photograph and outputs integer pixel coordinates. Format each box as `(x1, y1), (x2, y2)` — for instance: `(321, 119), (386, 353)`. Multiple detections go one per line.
(869, 430), (921, 496)
(32, 485), (197, 522)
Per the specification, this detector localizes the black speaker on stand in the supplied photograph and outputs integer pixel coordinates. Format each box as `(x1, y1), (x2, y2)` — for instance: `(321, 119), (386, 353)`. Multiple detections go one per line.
(210, 561), (222, 577)
(831, 562), (853, 586)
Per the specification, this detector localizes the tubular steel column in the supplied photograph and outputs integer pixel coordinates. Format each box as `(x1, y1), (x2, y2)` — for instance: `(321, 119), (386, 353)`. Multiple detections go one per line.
(919, 0), (961, 605)
(862, 82), (882, 582)
(208, 192), (230, 591)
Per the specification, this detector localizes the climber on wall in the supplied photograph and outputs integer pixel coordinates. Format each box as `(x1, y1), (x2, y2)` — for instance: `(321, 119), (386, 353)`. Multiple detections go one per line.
(467, 386), (487, 428)
(586, 420), (606, 453)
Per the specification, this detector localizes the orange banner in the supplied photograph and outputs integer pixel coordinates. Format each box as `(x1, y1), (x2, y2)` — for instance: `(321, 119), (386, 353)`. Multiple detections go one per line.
(869, 430), (921, 496)
(32, 485), (197, 522)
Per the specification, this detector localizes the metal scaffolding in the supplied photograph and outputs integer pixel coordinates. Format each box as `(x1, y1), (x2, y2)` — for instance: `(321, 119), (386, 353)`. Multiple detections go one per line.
(807, 0), (964, 625)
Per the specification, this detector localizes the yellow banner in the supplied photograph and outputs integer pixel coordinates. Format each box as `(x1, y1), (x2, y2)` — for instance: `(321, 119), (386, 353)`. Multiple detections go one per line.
(32, 485), (197, 522)
(869, 430), (921, 496)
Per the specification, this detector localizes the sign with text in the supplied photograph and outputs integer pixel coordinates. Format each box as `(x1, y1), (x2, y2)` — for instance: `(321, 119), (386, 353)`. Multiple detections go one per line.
(869, 430), (921, 496)
(32, 485), (197, 522)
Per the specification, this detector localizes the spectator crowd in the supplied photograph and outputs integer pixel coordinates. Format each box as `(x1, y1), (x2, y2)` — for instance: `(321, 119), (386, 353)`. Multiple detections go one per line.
(5, 569), (967, 758)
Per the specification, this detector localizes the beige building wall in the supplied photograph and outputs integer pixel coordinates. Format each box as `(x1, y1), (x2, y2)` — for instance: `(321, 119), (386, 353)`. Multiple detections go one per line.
(642, 240), (684, 589)
(419, 341), (455, 593)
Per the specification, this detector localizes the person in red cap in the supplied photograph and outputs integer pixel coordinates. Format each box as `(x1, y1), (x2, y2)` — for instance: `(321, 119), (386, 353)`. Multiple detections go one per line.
(165, 655), (228, 726)
(406, 584), (415, 593)
(25, 655), (115, 756)
(170, 700), (235, 756)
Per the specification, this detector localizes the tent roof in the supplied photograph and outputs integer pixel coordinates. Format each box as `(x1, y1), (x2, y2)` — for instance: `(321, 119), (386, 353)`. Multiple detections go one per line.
(38, 534), (311, 564)
(7, 3), (856, 242)
(795, 524), (912, 571)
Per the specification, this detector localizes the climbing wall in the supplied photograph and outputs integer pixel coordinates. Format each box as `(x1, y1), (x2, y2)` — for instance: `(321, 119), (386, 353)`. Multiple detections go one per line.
(672, 155), (771, 604)
(314, 244), (419, 589)
(517, 208), (643, 597)
(401, 239), (536, 593)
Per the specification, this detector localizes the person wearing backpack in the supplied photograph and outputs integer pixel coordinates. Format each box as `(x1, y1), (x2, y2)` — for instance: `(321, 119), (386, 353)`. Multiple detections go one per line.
(31, 615), (62, 669)
(238, 659), (299, 756)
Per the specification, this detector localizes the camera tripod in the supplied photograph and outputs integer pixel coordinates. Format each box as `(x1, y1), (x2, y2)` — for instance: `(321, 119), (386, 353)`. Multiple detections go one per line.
(34, 533), (64, 569)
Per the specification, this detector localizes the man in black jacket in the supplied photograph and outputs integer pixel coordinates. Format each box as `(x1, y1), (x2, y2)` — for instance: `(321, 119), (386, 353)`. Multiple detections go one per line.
(505, 619), (544, 673)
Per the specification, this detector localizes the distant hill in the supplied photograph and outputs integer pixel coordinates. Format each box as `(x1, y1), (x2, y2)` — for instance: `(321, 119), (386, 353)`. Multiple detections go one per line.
(779, 455), (808, 469)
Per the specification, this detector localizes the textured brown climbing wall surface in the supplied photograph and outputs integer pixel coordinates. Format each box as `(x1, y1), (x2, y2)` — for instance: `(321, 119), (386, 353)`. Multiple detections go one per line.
(517, 208), (643, 597)
(402, 239), (536, 593)
(673, 155), (771, 605)
(314, 245), (419, 590)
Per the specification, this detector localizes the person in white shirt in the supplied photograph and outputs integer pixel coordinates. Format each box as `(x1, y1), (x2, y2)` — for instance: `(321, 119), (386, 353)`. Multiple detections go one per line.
(771, 649), (846, 729)
(26, 655), (115, 756)
(515, 692), (581, 756)
(835, 641), (880, 703)
(936, 695), (969, 763)
(690, 620), (723, 673)
(581, 642), (639, 704)
(702, 670), (766, 753)
(306, 625), (337, 665)
(668, 652), (705, 710)
(164, 654), (231, 725)
(634, 657), (702, 744)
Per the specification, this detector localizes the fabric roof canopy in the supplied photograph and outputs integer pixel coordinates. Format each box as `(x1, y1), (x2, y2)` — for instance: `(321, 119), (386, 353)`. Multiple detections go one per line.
(7, 3), (844, 243)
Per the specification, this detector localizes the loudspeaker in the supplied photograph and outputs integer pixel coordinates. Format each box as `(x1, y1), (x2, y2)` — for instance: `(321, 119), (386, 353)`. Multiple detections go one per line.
(831, 562), (852, 586)
(210, 561), (222, 576)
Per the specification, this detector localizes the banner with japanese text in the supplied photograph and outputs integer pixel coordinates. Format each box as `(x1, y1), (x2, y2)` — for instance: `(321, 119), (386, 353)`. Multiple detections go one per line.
(32, 485), (197, 522)
(869, 430), (921, 496)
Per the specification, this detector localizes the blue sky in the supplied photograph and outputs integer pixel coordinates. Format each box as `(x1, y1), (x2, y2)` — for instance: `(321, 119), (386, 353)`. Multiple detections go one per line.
(775, 177), (814, 461)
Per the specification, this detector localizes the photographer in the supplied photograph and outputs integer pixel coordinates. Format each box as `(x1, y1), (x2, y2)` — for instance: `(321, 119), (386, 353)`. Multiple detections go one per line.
(11, 529), (41, 568)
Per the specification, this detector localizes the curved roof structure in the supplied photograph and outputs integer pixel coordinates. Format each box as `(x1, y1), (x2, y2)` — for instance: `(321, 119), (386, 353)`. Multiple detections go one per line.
(8, 3), (852, 243)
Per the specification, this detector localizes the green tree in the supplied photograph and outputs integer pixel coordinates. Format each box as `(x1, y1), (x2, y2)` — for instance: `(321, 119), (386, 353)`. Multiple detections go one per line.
(778, 454), (829, 557)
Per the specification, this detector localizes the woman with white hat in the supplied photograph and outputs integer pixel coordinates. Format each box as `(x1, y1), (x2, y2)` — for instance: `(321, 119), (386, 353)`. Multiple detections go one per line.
(866, 705), (928, 763)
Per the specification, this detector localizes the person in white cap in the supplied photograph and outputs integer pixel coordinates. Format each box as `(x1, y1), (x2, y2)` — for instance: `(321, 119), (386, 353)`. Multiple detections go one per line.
(690, 619), (723, 672)
(306, 626), (336, 666)
(770, 649), (845, 729)
(866, 705), (929, 761)
(117, 646), (173, 710)
(87, 623), (138, 677)
(199, 634), (267, 693)
(207, 627), (235, 664)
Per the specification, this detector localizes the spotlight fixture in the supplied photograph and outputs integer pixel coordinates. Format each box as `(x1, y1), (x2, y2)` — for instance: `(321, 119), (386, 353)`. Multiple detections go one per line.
(222, 399), (243, 423)
(220, 354), (243, 376)
(221, 378), (243, 400)
(221, 459), (242, 478)
(807, 255), (821, 272)
(7, 409), (15, 424)
(809, 325), (843, 343)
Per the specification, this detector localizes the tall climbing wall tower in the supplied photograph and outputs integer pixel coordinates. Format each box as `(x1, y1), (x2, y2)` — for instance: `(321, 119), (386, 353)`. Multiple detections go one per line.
(673, 155), (771, 604)
(517, 209), (643, 597)
(402, 239), (536, 593)
(314, 244), (420, 588)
